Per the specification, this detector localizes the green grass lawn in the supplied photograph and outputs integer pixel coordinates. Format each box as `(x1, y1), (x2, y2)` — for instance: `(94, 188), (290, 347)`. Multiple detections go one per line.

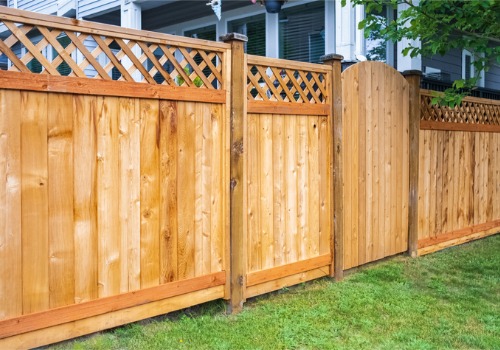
(49, 235), (500, 350)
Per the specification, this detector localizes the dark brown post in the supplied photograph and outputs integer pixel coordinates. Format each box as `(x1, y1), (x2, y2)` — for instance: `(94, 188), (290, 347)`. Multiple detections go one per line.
(321, 54), (344, 281)
(221, 33), (248, 313)
(403, 70), (422, 258)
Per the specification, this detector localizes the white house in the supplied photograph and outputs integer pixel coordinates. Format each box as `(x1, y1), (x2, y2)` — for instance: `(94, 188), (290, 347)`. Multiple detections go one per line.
(3, 0), (500, 96)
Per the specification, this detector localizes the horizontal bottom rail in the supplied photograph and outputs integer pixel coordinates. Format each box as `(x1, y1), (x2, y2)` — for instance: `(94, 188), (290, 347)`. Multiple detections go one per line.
(246, 254), (331, 287)
(0, 285), (225, 350)
(0, 271), (226, 339)
(246, 267), (330, 299)
(418, 222), (500, 256)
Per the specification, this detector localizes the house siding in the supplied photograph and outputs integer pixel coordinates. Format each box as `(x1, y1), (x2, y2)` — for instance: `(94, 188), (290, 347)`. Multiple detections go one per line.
(10, 0), (58, 14)
(485, 61), (500, 90)
(77, 0), (119, 19)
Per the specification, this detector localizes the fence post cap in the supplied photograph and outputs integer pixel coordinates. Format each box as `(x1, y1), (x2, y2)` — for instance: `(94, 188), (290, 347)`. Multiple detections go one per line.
(220, 33), (248, 42)
(320, 53), (344, 62)
(402, 70), (423, 77)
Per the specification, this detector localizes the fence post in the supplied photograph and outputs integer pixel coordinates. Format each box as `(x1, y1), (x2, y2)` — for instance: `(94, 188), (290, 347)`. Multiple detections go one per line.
(403, 70), (422, 258)
(321, 54), (344, 281)
(221, 33), (248, 313)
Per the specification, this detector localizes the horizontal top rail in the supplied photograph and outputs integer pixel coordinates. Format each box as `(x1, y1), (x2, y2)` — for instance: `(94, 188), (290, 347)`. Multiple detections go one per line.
(420, 89), (500, 126)
(0, 6), (228, 89)
(246, 54), (331, 105)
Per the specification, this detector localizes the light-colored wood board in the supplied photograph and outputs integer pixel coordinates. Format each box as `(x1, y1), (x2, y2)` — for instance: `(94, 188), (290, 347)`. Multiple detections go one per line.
(357, 63), (367, 266)
(200, 103), (212, 276)
(318, 116), (330, 256)
(364, 64), (374, 262)
(118, 98), (141, 292)
(401, 78), (409, 252)
(47, 93), (75, 308)
(297, 116), (309, 261)
(351, 66), (360, 267)
(0, 90), (22, 319)
(247, 114), (261, 272)
(284, 115), (298, 264)
(194, 102), (204, 277)
(96, 96), (121, 298)
(272, 114), (286, 266)
(420, 120), (500, 133)
(21, 91), (49, 314)
(210, 103), (224, 274)
(342, 70), (353, 269)
(140, 99), (160, 287)
(260, 113), (274, 269)
(308, 116), (320, 259)
(428, 130), (437, 238)
(177, 101), (196, 279)
(73, 95), (98, 304)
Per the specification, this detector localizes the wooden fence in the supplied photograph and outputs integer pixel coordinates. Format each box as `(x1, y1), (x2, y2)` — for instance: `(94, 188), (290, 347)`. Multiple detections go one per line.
(0, 6), (499, 349)
(417, 90), (500, 255)
(0, 7), (230, 348)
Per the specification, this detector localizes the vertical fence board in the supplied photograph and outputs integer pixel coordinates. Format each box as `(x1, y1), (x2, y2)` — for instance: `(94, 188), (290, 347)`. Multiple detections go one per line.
(194, 103), (204, 277)
(272, 115), (285, 266)
(177, 102), (196, 279)
(73, 95), (98, 303)
(210, 103), (224, 274)
(21, 91), (49, 314)
(119, 98), (141, 292)
(97, 96), (120, 297)
(285, 116), (298, 264)
(0, 90), (22, 319)
(260, 114), (274, 268)
(247, 114), (260, 272)
(319, 116), (330, 256)
(48, 93), (75, 308)
(200, 103), (212, 276)
(308, 116), (320, 259)
(140, 99), (160, 287)
(297, 117), (309, 261)
(160, 100), (178, 283)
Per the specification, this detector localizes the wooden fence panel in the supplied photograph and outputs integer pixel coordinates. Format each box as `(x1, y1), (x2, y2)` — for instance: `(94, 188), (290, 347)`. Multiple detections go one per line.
(417, 92), (500, 255)
(417, 129), (500, 254)
(0, 91), (228, 345)
(341, 61), (410, 269)
(244, 55), (333, 298)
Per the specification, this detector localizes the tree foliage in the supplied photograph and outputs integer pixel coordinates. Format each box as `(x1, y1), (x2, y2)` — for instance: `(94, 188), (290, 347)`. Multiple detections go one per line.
(344, 0), (500, 105)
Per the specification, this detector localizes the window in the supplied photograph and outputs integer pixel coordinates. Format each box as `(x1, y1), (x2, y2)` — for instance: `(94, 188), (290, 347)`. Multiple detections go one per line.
(228, 14), (266, 56)
(364, 5), (396, 65)
(279, 2), (325, 63)
(462, 50), (485, 87)
(184, 25), (216, 41)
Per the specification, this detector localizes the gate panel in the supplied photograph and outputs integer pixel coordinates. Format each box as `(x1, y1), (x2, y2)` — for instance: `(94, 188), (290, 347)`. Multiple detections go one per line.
(341, 61), (409, 269)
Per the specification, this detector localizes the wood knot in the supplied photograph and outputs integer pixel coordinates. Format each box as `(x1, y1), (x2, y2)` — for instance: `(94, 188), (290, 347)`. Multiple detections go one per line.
(232, 140), (243, 156)
(230, 178), (237, 191)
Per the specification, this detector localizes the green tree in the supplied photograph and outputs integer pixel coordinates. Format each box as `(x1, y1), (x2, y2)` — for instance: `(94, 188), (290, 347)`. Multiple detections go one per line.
(344, 0), (500, 105)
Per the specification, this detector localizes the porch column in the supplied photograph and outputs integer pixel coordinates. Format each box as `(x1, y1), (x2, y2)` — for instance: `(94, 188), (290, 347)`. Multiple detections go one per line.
(396, 1), (422, 71)
(325, 0), (335, 54)
(266, 12), (279, 58)
(121, 0), (142, 81)
(335, 0), (356, 62)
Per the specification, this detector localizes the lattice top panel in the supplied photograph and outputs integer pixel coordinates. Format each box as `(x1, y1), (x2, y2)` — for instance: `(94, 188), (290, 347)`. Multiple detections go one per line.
(0, 7), (228, 89)
(421, 90), (500, 125)
(247, 55), (330, 104)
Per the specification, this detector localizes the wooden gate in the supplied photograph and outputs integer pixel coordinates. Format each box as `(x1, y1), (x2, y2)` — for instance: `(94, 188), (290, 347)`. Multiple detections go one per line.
(341, 61), (410, 269)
